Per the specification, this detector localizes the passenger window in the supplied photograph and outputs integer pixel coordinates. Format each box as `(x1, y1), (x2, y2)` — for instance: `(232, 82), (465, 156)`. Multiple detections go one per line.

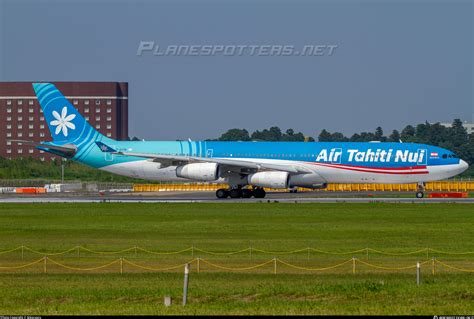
(442, 154), (448, 159)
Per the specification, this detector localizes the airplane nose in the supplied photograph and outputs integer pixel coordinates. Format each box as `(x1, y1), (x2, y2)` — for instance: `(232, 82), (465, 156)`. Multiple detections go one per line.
(459, 159), (469, 172)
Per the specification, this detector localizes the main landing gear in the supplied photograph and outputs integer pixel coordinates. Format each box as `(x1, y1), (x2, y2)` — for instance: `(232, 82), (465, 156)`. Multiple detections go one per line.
(216, 187), (266, 199)
(415, 182), (425, 198)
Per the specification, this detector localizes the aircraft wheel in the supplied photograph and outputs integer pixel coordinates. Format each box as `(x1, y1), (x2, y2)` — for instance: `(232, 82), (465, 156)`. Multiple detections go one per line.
(216, 189), (229, 199)
(241, 189), (253, 198)
(415, 191), (424, 199)
(229, 189), (243, 198)
(253, 188), (266, 198)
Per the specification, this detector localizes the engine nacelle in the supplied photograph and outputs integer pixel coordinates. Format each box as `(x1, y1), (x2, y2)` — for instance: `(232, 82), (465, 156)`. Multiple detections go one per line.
(248, 171), (289, 189)
(289, 173), (327, 189)
(176, 163), (219, 181)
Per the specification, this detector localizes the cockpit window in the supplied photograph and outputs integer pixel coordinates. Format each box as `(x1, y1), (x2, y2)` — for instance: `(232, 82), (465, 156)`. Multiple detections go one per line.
(442, 153), (458, 159)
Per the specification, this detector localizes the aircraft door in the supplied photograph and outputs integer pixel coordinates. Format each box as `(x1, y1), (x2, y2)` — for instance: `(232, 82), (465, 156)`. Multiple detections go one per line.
(417, 149), (427, 165)
(331, 148), (342, 164)
(105, 145), (116, 161)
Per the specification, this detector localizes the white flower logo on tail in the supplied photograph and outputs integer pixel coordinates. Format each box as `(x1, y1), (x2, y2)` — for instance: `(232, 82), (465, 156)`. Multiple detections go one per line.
(50, 106), (76, 137)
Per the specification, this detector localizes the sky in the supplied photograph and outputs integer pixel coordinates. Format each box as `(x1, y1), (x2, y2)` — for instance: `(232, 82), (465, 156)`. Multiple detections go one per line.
(0, 0), (472, 140)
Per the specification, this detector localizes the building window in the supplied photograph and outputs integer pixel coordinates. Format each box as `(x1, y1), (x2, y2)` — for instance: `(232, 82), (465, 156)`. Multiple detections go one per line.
(18, 116), (23, 121)
(18, 149), (23, 154)
(107, 133), (112, 137)
(29, 124), (34, 129)
(18, 133), (23, 137)
(6, 133), (11, 137)
(73, 100), (78, 105)
(7, 108), (11, 113)
(29, 100), (34, 105)
(40, 116), (44, 121)
(40, 132), (45, 137)
(7, 117), (11, 121)
(96, 116), (100, 121)
(29, 108), (34, 113)
(6, 141), (11, 145)
(40, 125), (45, 129)
(106, 108), (112, 113)
(18, 108), (23, 113)
(85, 116), (89, 120)
(107, 116), (112, 121)
(18, 124), (22, 129)
(29, 149), (34, 154)
(18, 100), (23, 105)
(85, 108), (89, 113)
(84, 100), (90, 105)
(96, 108), (100, 113)
(6, 149), (11, 154)
(40, 157), (45, 161)
(95, 100), (100, 105)
(6, 124), (11, 129)
(28, 132), (34, 137)
(96, 124), (101, 129)
(7, 100), (11, 105)
(107, 124), (112, 129)
(106, 100), (112, 105)
(29, 116), (34, 121)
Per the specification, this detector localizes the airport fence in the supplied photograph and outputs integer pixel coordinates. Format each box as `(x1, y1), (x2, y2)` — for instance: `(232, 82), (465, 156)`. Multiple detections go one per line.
(0, 256), (473, 275)
(1, 245), (474, 257)
(0, 246), (473, 275)
(132, 181), (474, 192)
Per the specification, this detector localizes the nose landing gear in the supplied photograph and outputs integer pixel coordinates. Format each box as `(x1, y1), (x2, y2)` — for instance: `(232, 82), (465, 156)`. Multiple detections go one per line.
(415, 182), (425, 198)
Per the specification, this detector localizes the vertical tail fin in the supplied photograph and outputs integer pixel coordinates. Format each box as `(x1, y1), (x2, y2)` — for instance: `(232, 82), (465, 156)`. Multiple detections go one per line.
(32, 83), (105, 144)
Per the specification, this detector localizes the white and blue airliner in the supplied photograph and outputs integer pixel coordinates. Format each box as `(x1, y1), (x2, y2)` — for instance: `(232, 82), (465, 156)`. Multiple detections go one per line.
(12, 83), (469, 199)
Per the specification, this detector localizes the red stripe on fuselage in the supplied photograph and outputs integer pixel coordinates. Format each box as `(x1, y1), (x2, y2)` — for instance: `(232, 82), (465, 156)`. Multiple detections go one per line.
(328, 163), (427, 170)
(307, 162), (429, 175)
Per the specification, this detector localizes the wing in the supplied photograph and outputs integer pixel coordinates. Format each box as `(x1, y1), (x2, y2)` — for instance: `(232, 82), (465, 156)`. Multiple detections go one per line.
(95, 141), (312, 174)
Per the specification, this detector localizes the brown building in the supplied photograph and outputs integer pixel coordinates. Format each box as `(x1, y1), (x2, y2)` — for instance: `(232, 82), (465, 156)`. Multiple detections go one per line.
(0, 82), (128, 160)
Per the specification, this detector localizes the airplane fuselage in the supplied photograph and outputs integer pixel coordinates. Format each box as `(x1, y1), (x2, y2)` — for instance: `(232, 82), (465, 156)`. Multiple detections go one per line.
(29, 83), (469, 198)
(80, 140), (468, 184)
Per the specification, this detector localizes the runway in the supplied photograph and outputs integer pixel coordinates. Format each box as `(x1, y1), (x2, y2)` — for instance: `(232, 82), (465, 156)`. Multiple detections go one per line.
(0, 191), (473, 203)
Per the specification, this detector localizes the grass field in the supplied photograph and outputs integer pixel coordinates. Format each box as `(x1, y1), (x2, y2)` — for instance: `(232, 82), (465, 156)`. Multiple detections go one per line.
(0, 203), (473, 315)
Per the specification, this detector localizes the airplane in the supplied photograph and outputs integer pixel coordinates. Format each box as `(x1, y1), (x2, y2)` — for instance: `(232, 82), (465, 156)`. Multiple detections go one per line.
(12, 83), (469, 199)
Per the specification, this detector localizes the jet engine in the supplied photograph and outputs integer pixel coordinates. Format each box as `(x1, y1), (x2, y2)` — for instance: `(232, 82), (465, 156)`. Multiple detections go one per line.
(176, 163), (219, 181)
(248, 171), (289, 188)
(288, 173), (327, 189)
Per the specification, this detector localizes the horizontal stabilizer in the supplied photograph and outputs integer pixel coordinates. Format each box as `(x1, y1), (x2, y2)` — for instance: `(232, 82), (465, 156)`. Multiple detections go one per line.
(8, 140), (77, 157)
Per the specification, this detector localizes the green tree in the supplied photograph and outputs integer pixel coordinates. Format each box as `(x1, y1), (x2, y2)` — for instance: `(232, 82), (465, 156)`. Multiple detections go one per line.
(318, 129), (332, 142)
(428, 123), (448, 145)
(375, 127), (387, 142)
(281, 129), (307, 142)
(415, 122), (432, 144)
(449, 119), (468, 147)
(400, 125), (416, 142)
(330, 132), (349, 142)
(218, 128), (251, 141)
(251, 126), (282, 141)
(388, 129), (401, 142)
